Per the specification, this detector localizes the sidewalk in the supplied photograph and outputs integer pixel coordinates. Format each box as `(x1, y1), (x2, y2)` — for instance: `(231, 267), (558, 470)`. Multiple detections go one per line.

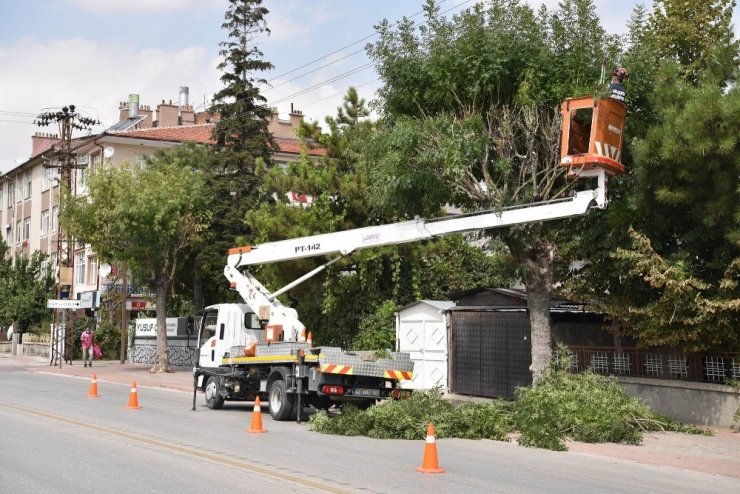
(3, 354), (194, 393)
(4, 353), (739, 478)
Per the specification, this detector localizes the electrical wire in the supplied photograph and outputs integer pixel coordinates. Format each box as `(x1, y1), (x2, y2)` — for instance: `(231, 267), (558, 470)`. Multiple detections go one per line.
(217, 0), (474, 125)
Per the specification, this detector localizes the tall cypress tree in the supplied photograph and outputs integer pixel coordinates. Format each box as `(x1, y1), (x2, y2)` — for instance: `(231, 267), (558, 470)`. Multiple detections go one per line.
(195, 0), (275, 308)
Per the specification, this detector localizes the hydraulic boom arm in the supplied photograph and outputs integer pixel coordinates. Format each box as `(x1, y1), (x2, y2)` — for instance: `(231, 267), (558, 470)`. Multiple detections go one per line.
(224, 169), (609, 341)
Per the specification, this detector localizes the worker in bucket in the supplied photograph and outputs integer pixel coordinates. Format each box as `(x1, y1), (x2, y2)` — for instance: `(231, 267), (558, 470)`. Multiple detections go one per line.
(609, 67), (629, 102)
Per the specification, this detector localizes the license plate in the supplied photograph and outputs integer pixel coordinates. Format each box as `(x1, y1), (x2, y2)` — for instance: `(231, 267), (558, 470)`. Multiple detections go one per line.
(354, 388), (380, 397)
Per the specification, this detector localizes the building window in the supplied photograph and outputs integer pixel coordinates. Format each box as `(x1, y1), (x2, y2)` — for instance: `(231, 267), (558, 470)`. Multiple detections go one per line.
(52, 206), (59, 232)
(42, 167), (50, 191)
(41, 210), (50, 236)
(0, 187), (3, 211)
(50, 256), (58, 279)
(24, 172), (32, 199)
(16, 220), (21, 244)
(23, 217), (31, 241)
(76, 252), (86, 285)
(91, 152), (101, 172)
(79, 167), (88, 191)
(7, 183), (14, 207)
(5, 225), (11, 244)
(88, 256), (98, 285)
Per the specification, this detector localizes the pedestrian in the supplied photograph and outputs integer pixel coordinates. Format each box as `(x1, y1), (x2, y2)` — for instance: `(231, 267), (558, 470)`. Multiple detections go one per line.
(609, 67), (629, 102)
(80, 325), (95, 367)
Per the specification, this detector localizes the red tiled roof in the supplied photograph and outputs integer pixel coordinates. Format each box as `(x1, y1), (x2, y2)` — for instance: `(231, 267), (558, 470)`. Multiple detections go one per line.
(109, 124), (215, 144)
(109, 124), (326, 156)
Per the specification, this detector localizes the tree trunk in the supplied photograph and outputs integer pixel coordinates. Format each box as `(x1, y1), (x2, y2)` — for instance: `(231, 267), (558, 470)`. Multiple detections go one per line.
(151, 281), (171, 373)
(512, 228), (556, 381)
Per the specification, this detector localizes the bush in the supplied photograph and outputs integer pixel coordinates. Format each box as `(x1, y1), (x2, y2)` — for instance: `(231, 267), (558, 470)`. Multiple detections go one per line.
(308, 405), (373, 436)
(513, 370), (651, 450)
(95, 320), (120, 360)
(352, 300), (397, 351)
(307, 349), (710, 450)
(308, 389), (510, 441)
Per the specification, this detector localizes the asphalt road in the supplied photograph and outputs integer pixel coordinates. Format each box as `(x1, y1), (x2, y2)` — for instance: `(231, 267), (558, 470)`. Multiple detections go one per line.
(0, 367), (737, 494)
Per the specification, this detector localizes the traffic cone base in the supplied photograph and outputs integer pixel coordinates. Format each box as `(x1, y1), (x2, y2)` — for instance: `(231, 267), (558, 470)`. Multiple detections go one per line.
(416, 422), (445, 474)
(247, 396), (267, 433)
(87, 373), (100, 398)
(126, 381), (142, 409)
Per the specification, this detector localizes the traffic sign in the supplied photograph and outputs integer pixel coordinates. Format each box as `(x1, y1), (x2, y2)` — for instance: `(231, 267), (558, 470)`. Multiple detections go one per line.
(47, 299), (81, 309)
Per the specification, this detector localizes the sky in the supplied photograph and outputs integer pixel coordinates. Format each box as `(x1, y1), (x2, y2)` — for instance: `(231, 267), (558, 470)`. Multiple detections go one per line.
(0, 0), (725, 174)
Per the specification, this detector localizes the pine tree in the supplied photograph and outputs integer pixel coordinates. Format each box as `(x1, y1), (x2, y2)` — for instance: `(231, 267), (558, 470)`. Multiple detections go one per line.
(195, 0), (275, 308)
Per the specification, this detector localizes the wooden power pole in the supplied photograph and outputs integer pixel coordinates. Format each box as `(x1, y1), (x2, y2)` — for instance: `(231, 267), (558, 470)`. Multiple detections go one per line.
(36, 106), (98, 367)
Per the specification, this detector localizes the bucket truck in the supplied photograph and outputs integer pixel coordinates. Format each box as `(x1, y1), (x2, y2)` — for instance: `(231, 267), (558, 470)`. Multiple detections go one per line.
(192, 96), (626, 421)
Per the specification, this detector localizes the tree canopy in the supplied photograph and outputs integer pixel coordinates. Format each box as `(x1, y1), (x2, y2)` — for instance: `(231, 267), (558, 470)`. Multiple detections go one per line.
(62, 143), (211, 372)
(191, 0), (276, 310)
(364, 0), (622, 377)
(564, 0), (740, 350)
(0, 239), (54, 333)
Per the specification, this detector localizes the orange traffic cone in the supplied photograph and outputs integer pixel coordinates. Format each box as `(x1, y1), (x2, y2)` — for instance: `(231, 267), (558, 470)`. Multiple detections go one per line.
(416, 422), (445, 473)
(247, 396), (267, 433)
(87, 373), (100, 398)
(307, 332), (313, 348)
(126, 381), (141, 409)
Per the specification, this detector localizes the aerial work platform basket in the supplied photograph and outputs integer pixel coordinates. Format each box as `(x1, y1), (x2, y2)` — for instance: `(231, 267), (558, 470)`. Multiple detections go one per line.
(560, 96), (626, 178)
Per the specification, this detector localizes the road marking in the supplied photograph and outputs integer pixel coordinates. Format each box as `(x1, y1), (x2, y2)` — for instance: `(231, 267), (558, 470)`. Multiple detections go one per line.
(0, 402), (351, 494)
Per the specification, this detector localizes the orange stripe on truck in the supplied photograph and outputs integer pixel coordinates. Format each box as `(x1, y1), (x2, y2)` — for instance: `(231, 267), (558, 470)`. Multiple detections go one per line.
(384, 370), (413, 380)
(321, 364), (353, 375)
(228, 245), (252, 255)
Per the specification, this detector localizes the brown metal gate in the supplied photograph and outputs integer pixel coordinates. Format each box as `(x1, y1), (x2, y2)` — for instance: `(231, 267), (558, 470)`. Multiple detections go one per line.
(449, 310), (532, 399)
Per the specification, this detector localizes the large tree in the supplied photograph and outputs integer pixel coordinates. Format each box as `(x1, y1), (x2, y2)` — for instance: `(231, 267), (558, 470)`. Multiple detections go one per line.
(0, 240), (55, 334)
(245, 88), (513, 348)
(63, 144), (211, 372)
(365, 0), (619, 377)
(565, 1), (740, 350)
(191, 0), (276, 310)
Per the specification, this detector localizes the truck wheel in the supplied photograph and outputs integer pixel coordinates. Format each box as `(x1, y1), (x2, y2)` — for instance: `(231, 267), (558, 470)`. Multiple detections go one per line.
(268, 379), (295, 421)
(205, 376), (224, 410)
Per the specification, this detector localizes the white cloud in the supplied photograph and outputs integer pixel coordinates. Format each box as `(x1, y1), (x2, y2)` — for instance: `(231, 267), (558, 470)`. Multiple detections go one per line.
(65, 0), (203, 13)
(0, 36), (220, 173)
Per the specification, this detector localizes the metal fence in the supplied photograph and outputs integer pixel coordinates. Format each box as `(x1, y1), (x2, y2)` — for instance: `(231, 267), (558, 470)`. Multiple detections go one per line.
(568, 346), (740, 384)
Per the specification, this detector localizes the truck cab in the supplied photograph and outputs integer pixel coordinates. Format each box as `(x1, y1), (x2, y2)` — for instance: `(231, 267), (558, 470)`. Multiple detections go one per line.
(197, 303), (263, 368)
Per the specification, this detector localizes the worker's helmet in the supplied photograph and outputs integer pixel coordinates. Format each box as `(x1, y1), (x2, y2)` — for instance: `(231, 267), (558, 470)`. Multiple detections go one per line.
(612, 67), (629, 82)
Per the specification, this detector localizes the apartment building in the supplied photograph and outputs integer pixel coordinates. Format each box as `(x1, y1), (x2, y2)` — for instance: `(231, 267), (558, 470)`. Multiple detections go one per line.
(0, 88), (325, 312)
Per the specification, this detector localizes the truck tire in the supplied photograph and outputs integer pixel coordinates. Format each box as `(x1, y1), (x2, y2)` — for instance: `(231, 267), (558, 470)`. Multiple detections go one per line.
(205, 376), (225, 410)
(268, 378), (295, 421)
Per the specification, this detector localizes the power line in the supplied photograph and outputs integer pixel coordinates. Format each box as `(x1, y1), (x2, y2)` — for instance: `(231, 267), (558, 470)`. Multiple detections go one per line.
(218, 0), (474, 125)
(270, 63), (374, 106)
(266, 0), (460, 83)
(299, 79), (379, 109)
(263, 47), (366, 93)
(0, 119), (37, 125)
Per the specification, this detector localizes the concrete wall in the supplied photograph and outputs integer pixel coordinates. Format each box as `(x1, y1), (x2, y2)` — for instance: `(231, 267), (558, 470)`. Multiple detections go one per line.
(620, 377), (740, 428)
(0, 340), (50, 358)
(129, 336), (198, 367)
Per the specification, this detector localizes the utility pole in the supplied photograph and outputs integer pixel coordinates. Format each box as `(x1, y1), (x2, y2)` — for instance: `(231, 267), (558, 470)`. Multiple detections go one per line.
(36, 105), (98, 368)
